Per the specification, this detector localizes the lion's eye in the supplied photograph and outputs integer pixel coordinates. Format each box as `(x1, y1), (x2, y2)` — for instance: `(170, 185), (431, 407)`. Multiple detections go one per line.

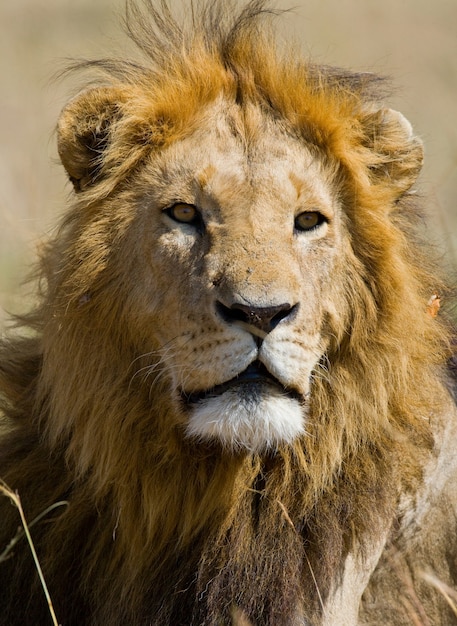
(166, 203), (198, 223)
(294, 211), (326, 232)
(164, 203), (203, 230)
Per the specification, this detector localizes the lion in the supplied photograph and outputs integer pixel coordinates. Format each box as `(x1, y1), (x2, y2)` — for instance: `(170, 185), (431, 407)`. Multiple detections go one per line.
(1, 1), (457, 624)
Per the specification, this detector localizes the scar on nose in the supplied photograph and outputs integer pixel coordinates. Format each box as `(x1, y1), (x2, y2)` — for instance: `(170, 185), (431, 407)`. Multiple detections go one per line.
(232, 320), (268, 340)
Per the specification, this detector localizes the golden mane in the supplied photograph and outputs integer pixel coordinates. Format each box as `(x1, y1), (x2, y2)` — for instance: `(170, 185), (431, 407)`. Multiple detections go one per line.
(0, 2), (455, 625)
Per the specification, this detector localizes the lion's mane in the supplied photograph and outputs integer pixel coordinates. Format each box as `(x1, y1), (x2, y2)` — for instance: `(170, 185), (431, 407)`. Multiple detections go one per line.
(0, 2), (454, 625)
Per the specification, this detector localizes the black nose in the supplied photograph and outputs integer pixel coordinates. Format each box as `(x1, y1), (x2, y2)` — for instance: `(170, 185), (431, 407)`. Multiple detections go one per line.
(216, 301), (297, 335)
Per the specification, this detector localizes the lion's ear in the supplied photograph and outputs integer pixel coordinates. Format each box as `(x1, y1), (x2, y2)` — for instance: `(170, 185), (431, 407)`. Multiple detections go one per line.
(361, 108), (424, 197)
(57, 87), (126, 192)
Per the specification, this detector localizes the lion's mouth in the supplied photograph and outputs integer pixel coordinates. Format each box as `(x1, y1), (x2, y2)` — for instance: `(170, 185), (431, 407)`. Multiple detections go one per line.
(182, 361), (301, 405)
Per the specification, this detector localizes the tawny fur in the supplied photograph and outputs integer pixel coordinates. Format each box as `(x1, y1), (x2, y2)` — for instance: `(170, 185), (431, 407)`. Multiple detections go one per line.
(1, 2), (457, 625)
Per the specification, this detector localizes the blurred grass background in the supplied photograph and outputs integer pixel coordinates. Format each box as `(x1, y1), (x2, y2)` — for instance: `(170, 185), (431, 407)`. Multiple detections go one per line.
(1, 0), (456, 325)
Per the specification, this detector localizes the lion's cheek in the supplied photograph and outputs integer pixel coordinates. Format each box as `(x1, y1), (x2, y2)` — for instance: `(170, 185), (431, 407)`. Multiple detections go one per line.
(259, 333), (323, 396)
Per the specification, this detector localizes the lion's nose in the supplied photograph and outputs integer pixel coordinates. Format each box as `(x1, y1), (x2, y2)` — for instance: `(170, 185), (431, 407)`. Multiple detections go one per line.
(216, 301), (298, 335)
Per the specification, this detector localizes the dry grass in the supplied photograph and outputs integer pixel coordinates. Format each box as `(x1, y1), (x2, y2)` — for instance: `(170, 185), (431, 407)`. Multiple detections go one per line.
(0, 481), (67, 626)
(421, 571), (457, 619)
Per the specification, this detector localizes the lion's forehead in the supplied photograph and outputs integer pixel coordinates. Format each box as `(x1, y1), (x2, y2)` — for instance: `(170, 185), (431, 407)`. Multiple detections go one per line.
(148, 101), (338, 222)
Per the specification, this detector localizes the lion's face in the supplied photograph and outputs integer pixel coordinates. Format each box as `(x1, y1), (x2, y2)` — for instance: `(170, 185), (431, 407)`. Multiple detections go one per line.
(120, 100), (346, 452)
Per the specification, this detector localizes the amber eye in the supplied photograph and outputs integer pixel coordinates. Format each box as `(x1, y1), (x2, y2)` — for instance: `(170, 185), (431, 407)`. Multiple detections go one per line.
(294, 211), (326, 232)
(166, 203), (198, 223)
(164, 203), (203, 230)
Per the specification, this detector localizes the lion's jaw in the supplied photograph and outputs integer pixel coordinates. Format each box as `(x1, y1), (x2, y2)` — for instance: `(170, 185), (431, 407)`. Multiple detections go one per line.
(171, 306), (326, 451)
(186, 386), (305, 454)
(183, 329), (317, 452)
(130, 100), (342, 453)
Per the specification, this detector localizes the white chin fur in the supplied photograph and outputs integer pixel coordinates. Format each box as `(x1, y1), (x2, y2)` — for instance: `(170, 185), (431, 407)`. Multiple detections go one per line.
(185, 388), (305, 453)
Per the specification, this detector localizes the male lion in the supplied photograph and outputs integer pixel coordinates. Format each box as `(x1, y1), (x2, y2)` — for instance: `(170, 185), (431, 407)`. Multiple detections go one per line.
(1, 1), (457, 625)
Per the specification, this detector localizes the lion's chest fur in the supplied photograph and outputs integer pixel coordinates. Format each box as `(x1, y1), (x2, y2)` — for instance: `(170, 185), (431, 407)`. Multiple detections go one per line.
(0, 432), (401, 626)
